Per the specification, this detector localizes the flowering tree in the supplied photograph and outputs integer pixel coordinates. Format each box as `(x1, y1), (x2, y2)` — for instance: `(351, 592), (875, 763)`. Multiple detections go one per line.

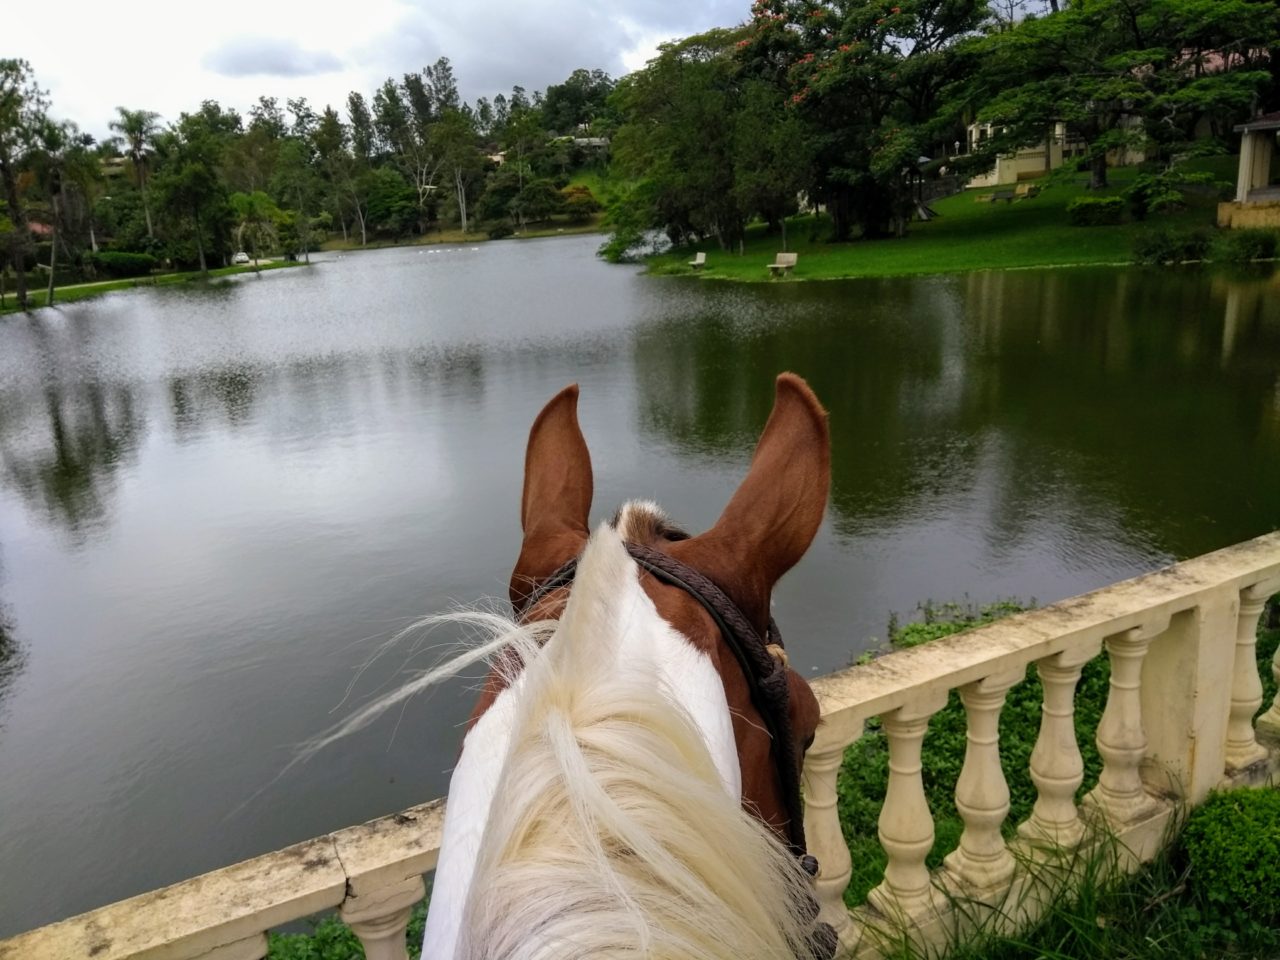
(738, 0), (988, 240)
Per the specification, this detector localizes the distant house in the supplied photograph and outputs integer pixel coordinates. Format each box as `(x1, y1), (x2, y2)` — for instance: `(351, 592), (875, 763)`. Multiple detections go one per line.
(962, 118), (1144, 188)
(1218, 111), (1280, 229)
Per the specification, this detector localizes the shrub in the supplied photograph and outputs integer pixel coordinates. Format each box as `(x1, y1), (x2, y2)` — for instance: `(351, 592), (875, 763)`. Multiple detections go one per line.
(559, 184), (602, 223)
(1132, 226), (1211, 265)
(1183, 788), (1280, 933)
(1213, 228), (1279, 264)
(1065, 196), (1125, 227)
(87, 251), (158, 278)
(484, 221), (514, 240)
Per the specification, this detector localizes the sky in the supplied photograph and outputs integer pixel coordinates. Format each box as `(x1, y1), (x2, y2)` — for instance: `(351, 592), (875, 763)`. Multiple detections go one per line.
(9, 0), (745, 140)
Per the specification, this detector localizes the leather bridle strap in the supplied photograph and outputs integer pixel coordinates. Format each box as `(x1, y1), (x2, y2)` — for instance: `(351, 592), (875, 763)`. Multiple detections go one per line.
(516, 542), (807, 856)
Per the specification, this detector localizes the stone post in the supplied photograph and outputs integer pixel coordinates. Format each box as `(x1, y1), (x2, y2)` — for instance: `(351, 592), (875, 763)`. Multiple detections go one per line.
(944, 667), (1023, 891)
(1018, 642), (1101, 850)
(340, 876), (425, 960)
(803, 723), (859, 940)
(869, 690), (948, 919)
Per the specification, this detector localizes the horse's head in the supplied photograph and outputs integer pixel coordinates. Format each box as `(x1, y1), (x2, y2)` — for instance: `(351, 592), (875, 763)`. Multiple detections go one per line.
(501, 372), (830, 839)
(429, 373), (834, 960)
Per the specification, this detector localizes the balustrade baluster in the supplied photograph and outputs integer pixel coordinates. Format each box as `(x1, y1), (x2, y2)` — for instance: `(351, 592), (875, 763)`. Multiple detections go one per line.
(340, 876), (425, 960)
(1225, 584), (1276, 771)
(869, 690), (948, 919)
(944, 668), (1022, 891)
(803, 726), (859, 940)
(1017, 643), (1099, 850)
(1085, 626), (1161, 826)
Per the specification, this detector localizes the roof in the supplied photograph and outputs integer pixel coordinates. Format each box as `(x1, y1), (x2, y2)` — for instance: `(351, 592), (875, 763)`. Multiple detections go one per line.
(1235, 110), (1280, 133)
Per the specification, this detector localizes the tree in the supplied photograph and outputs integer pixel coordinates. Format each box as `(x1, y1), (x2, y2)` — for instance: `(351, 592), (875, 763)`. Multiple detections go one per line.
(970, 0), (1278, 189)
(271, 138), (321, 261)
(152, 105), (235, 274)
(229, 190), (280, 267)
(542, 68), (615, 134)
(0, 59), (49, 309)
(739, 0), (990, 240)
(431, 109), (483, 232)
(109, 106), (161, 237)
(31, 120), (75, 305)
(610, 30), (753, 251)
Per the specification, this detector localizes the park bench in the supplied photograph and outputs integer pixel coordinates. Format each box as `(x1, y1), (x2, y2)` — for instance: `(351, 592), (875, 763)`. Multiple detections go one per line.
(688, 251), (706, 269)
(1015, 183), (1041, 200)
(974, 193), (994, 203)
(768, 252), (798, 277)
(992, 189), (1016, 203)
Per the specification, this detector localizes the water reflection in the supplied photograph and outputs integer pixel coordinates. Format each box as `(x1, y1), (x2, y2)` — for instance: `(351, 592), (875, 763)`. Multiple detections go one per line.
(0, 383), (144, 542)
(632, 267), (1280, 561)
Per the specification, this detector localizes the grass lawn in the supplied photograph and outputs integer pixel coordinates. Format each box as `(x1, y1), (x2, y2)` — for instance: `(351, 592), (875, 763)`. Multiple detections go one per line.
(0, 260), (303, 317)
(317, 214), (606, 252)
(649, 166), (1225, 282)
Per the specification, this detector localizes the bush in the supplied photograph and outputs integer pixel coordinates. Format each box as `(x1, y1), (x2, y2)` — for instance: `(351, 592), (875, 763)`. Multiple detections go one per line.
(560, 184), (602, 223)
(87, 251), (158, 278)
(1213, 228), (1279, 263)
(1132, 226), (1211, 265)
(1183, 788), (1280, 934)
(1065, 196), (1125, 227)
(484, 221), (514, 240)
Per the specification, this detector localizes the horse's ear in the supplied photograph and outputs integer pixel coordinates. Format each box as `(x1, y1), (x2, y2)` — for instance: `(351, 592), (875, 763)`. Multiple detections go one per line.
(510, 384), (593, 608)
(672, 373), (829, 632)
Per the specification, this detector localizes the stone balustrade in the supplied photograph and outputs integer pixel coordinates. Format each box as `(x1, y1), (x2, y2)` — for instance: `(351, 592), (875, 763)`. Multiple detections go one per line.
(2, 532), (1278, 960)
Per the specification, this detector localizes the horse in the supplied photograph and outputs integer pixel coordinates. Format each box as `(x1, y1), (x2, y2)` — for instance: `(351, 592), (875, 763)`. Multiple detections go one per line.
(416, 372), (836, 959)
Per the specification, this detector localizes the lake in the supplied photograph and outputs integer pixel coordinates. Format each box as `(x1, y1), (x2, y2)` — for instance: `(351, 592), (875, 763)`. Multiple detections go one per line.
(0, 235), (1277, 935)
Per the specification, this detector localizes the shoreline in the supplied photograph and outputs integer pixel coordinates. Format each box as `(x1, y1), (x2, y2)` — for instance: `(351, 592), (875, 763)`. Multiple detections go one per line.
(0, 261), (305, 317)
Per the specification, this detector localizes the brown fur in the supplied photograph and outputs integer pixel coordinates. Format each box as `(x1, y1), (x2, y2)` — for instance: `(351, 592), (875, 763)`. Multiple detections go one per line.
(472, 373), (830, 843)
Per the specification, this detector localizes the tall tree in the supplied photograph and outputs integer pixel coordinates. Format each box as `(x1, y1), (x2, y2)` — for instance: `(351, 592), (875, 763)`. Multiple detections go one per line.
(740, 0), (990, 239)
(109, 106), (161, 237)
(0, 59), (48, 310)
(432, 109), (483, 232)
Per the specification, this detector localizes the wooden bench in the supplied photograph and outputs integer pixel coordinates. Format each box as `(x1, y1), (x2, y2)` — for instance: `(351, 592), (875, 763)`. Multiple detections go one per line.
(992, 189), (1016, 203)
(688, 251), (706, 269)
(768, 252), (798, 277)
(1014, 183), (1041, 200)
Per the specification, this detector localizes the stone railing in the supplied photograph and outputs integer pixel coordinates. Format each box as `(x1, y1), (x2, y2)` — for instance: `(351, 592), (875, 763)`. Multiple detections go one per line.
(2, 532), (1278, 960)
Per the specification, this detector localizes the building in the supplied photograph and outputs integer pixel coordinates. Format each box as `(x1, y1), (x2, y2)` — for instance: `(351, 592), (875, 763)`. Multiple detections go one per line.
(1218, 111), (1280, 229)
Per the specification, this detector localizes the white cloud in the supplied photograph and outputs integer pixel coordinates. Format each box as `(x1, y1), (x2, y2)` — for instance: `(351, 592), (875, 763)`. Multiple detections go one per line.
(9, 0), (746, 140)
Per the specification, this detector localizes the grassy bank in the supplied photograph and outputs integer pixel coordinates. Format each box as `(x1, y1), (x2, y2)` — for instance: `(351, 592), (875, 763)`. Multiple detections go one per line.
(318, 214), (606, 252)
(648, 168), (1224, 282)
(0, 260), (304, 317)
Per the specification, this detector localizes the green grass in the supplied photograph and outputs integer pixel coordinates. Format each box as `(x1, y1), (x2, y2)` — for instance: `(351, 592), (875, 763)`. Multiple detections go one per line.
(318, 214), (606, 252)
(649, 166), (1222, 282)
(0, 260), (303, 316)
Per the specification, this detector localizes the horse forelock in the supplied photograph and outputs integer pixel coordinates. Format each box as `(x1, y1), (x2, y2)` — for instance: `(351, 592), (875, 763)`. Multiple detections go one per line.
(424, 525), (812, 960)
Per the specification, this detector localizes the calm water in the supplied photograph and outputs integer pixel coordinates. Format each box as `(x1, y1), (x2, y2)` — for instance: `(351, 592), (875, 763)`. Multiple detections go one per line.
(1, 236), (1278, 935)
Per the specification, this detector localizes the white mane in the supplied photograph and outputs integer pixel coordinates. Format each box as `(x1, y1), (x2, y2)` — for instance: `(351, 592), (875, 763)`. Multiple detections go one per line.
(423, 523), (816, 960)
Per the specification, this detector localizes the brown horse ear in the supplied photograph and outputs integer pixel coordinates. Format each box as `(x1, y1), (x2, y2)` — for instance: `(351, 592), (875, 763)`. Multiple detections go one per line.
(510, 384), (593, 608)
(672, 373), (830, 632)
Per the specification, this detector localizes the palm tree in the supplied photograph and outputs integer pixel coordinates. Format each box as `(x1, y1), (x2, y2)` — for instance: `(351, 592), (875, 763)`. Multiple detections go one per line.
(109, 107), (160, 237)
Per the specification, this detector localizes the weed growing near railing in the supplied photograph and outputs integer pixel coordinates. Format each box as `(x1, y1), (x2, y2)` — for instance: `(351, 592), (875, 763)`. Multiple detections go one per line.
(266, 899), (425, 959)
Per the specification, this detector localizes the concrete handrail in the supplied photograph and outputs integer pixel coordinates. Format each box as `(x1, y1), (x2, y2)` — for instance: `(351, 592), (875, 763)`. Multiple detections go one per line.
(3, 532), (1278, 959)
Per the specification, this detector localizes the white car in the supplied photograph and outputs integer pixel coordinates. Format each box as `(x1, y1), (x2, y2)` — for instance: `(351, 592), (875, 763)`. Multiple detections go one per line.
(232, 252), (251, 264)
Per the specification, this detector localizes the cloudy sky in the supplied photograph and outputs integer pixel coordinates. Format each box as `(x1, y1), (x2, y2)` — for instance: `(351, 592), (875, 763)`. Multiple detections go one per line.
(11, 0), (745, 140)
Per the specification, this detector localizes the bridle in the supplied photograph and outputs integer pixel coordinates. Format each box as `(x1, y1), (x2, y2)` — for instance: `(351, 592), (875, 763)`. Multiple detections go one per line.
(516, 540), (838, 959)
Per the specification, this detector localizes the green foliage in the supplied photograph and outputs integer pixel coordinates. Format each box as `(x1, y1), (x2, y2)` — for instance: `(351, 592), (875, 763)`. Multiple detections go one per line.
(559, 184), (601, 222)
(1213, 228), (1279, 264)
(265, 901), (426, 959)
(1065, 196), (1125, 227)
(86, 250), (156, 277)
(1132, 225), (1212, 264)
(1182, 789), (1280, 936)
(888, 599), (1031, 648)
